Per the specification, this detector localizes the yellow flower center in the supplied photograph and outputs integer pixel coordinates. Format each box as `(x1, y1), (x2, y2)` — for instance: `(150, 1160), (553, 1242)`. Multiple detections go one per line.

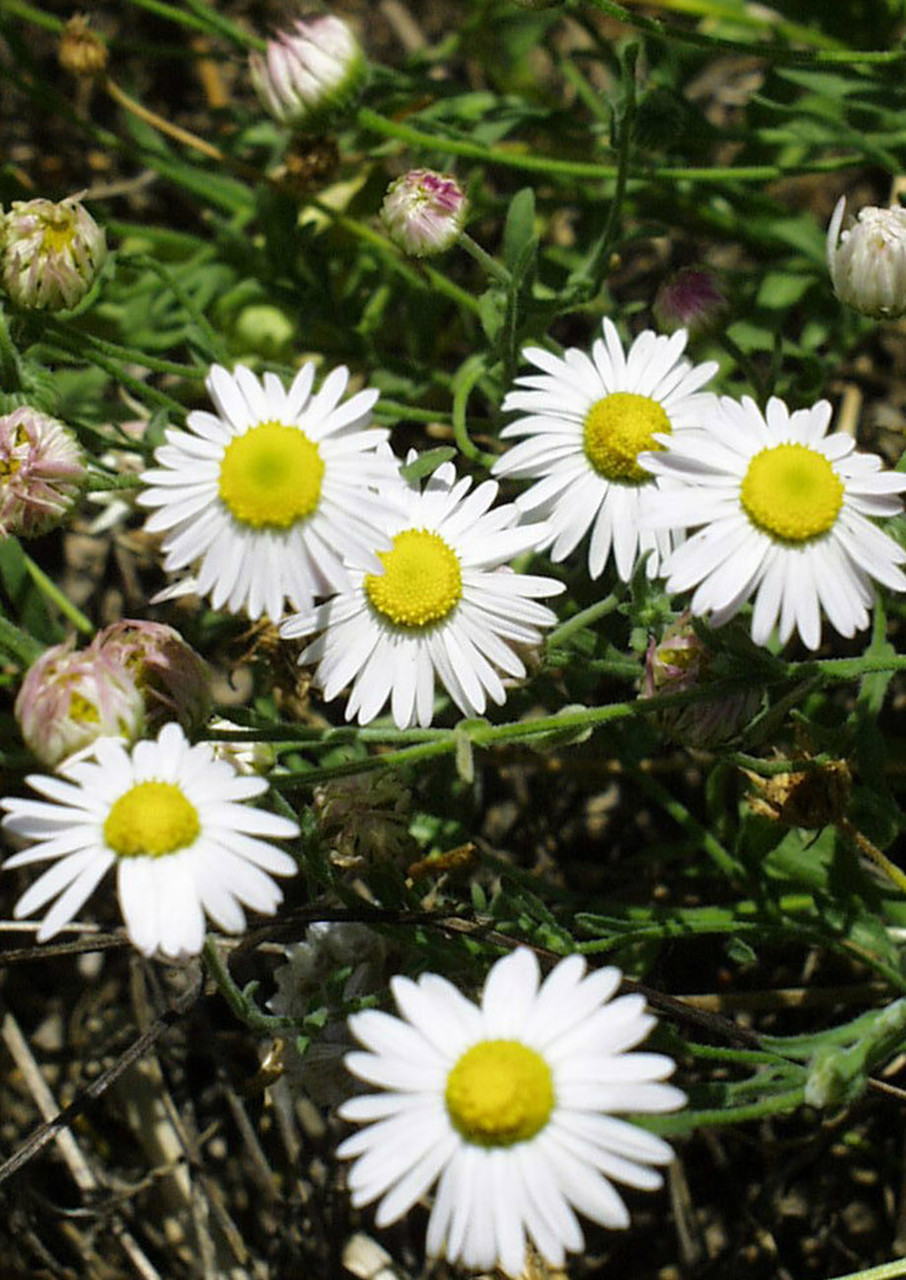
(365, 528), (462, 629)
(740, 443), (844, 543)
(583, 391), (671, 483)
(103, 781), (201, 859)
(445, 1039), (554, 1147)
(40, 210), (78, 255)
(68, 692), (100, 725)
(218, 421), (324, 530)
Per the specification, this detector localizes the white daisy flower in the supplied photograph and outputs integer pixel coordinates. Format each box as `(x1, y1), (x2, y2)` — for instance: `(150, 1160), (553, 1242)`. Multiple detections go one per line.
(492, 319), (717, 581)
(137, 362), (399, 622)
(1, 722), (300, 958)
(640, 394), (906, 650)
(281, 457), (565, 728)
(337, 946), (684, 1278)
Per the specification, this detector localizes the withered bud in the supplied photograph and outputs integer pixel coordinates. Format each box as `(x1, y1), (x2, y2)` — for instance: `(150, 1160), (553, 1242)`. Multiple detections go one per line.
(744, 759), (851, 829)
(59, 14), (108, 78)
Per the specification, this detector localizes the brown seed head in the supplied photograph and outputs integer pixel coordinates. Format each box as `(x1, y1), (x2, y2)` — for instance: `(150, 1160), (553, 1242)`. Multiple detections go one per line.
(59, 14), (108, 78)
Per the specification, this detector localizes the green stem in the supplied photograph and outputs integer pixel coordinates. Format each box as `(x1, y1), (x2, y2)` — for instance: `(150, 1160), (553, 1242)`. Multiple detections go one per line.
(459, 233), (512, 285)
(309, 198), (481, 317)
(119, 252), (228, 364)
(451, 356), (498, 467)
(828, 1261), (906, 1280)
(718, 331), (766, 404)
(577, 0), (902, 63)
(202, 936), (300, 1034)
(22, 553), (93, 636)
(356, 107), (873, 185)
(42, 321), (207, 382)
(0, 0), (63, 31)
(650, 1086), (806, 1134)
(628, 765), (743, 879)
(547, 596), (620, 649)
(568, 42), (638, 298)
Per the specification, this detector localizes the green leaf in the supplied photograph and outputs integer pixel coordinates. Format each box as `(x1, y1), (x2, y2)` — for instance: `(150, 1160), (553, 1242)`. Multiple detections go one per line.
(400, 447), (456, 482)
(502, 188), (537, 274)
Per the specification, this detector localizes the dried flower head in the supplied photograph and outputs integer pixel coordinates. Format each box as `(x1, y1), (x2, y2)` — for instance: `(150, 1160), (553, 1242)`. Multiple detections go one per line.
(92, 620), (213, 738)
(313, 772), (413, 868)
(380, 169), (468, 257)
(249, 14), (365, 132)
(15, 638), (146, 768)
(0, 406), (85, 538)
(744, 758), (851, 829)
(827, 196), (906, 319)
(58, 14), (108, 78)
(269, 922), (390, 1105)
(652, 266), (730, 339)
(1, 194), (107, 311)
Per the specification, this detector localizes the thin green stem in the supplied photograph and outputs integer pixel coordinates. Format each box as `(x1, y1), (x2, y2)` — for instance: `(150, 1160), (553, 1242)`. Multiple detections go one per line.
(203, 936), (300, 1033)
(577, 0), (903, 63)
(459, 233), (512, 285)
(356, 107), (872, 185)
(568, 42), (638, 298)
(828, 1260), (906, 1280)
(42, 322), (206, 381)
(650, 1086), (806, 1134)
(0, 0), (63, 31)
(548, 596), (621, 649)
(22, 554), (94, 635)
(628, 765), (743, 879)
(451, 356), (498, 467)
(309, 198), (481, 317)
(120, 252), (228, 363)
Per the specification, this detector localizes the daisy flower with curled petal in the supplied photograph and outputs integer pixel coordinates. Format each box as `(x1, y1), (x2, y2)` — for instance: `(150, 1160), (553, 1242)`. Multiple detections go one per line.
(639, 394), (906, 650)
(492, 319), (718, 581)
(280, 456), (565, 728)
(137, 362), (400, 622)
(337, 946), (684, 1278)
(1, 722), (299, 958)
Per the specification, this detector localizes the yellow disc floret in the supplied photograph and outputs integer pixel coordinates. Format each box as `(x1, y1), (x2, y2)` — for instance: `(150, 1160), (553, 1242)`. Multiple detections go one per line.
(583, 391), (671, 483)
(104, 781), (201, 859)
(218, 421), (324, 530)
(445, 1039), (555, 1147)
(366, 528), (462, 628)
(741, 443), (844, 543)
(40, 208), (79, 255)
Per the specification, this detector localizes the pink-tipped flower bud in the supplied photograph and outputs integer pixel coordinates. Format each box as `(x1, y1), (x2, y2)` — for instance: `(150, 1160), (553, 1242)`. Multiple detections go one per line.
(0, 406), (85, 538)
(92, 620), (213, 737)
(652, 266), (730, 339)
(15, 638), (146, 767)
(380, 169), (468, 257)
(827, 196), (906, 320)
(249, 15), (365, 133)
(1, 194), (107, 311)
(641, 614), (761, 749)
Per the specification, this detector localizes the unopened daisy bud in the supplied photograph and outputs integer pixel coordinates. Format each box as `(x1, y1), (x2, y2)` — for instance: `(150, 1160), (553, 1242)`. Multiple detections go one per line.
(92, 620), (213, 737)
(58, 14), (108, 78)
(0, 406), (85, 538)
(653, 266), (730, 339)
(15, 639), (146, 768)
(380, 169), (468, 257)
(827, 196), (906, 319)
(1, 194), (107, 311)
(249, 14), (365, 133)
(642, 614), (761, 749)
